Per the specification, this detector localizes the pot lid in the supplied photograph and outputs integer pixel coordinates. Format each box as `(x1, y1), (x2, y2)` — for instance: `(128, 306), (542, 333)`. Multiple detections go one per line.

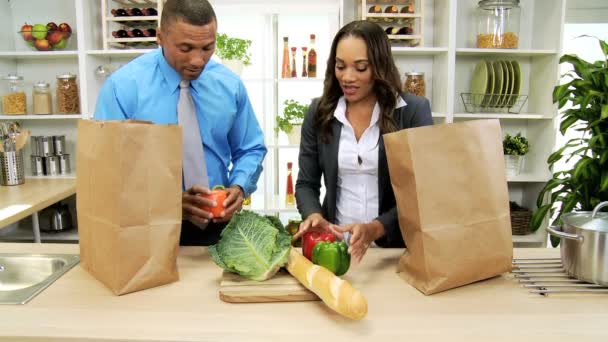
(564, 202), (608, 233)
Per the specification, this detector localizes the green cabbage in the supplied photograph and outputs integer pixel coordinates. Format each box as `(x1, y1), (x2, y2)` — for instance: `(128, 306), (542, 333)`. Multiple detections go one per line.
(209, 210), (291, 281)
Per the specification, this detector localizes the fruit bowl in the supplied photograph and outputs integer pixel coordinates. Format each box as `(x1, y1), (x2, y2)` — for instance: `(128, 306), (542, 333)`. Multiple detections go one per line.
(19, 22), (73, 51)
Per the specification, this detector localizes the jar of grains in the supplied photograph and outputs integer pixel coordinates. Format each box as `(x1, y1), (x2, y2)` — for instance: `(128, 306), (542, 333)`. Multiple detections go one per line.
(476, 0), (520, 49)
(2, 74), (27, 114)
(56, 73), (80, 114)
(403, 72), (426, 97)
(32, 81), (52, 115)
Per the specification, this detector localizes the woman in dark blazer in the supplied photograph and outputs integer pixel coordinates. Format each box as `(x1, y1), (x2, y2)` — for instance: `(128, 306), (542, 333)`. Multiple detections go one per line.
(293, 20), (433, 263)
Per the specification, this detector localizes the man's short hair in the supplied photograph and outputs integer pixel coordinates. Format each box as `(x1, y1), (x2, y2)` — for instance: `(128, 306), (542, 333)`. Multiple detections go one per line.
(160, 0), (217, 32)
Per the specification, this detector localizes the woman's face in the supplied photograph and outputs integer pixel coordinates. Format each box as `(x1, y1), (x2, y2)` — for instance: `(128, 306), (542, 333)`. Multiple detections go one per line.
(335, 36), (375, 104)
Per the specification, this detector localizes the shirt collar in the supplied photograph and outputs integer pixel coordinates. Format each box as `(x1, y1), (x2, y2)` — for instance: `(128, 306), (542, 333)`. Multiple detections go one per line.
(334, 95), (407, 126)
(157, 49), (218, 94)
(157, 49), (182, 93)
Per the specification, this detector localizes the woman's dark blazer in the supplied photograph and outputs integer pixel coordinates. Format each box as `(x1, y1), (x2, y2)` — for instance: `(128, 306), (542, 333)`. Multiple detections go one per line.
(295, 92), (433, 248)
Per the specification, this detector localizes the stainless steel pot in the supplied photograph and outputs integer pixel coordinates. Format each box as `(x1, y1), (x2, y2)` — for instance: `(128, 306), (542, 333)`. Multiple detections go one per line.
(547, 202), (608, 286)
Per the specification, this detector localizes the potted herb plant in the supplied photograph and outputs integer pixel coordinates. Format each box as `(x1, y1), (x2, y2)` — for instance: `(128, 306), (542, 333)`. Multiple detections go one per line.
(275, 99), (308, 145)
(530, 37), (608, 246)
(503, 132), (529, 176)
(215, 33), (252, 76)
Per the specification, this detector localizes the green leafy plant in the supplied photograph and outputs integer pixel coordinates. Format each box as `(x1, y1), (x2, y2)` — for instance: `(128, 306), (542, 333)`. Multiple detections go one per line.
(503, 133), (530, 155)
(530, 36), (608, 246)
(275, 99), (308, 134)
(215, 33), (252, 66)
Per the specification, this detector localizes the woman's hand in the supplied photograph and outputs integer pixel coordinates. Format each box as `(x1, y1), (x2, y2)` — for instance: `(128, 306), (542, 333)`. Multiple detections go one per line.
(335, 220), (385, 263)
(293, 213), (343, 241)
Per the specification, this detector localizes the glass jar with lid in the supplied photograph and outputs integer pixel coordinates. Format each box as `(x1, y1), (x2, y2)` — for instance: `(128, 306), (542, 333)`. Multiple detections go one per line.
(403, 71), (426, 97)
(56, 73), (80, 114)
(476, 0), (520, 49)
(1, 74), (27, 114)
(32, 81), (52, 115)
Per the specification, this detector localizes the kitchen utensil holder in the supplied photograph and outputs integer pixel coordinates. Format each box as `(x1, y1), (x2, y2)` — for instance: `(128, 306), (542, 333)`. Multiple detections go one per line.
(0, 150), (25, 186)
(460, 93), (528, 114)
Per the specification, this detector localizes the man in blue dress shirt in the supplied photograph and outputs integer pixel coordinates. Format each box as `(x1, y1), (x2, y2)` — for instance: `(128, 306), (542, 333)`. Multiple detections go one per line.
(94, 0), (267, 245)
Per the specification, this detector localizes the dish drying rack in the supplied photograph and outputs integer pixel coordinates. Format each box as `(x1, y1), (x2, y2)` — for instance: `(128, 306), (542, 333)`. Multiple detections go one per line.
(460, 93), (528, 114)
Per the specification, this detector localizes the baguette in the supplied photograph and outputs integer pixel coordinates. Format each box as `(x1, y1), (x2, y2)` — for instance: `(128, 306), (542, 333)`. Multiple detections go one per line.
(286, 247), (368, 320)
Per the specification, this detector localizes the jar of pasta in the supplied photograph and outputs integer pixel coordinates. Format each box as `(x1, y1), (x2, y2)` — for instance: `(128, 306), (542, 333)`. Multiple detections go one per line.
(476, 0), (520, 49)
(32, 81), (52, 115)
(2, 74), (27, 114)
(56, 73), (80, 114)
(403, 72), (426, 97)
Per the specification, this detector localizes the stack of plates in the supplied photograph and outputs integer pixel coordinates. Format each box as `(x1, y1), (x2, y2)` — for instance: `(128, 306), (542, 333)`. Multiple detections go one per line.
(469, 60), (523, 108)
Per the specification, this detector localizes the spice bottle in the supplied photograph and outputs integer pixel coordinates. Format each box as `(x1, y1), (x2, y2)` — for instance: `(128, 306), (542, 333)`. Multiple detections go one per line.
(301, 47), (308, 77)
(290, 47), (297, 78)
(32, 81), (52, 115)
(476, 0), (521, 49)
(307, 34), (317, 78)
(1, 74), (27, 114)
(285, 162), (295, 206)
(403, 72), (426, 97)
(56, 73), (80, 114)
(281, 37), (291, 78)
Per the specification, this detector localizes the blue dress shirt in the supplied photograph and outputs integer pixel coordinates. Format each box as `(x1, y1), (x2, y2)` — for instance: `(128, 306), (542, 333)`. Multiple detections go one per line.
(94, 49), (267, 196)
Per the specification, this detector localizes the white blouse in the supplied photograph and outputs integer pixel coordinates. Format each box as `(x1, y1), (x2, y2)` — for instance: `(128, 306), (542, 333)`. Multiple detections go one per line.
(333, 96), (407, 244)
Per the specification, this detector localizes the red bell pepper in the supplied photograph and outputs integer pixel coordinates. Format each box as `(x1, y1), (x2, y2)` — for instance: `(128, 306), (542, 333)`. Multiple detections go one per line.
(199, 185), (227, 217)
(302, 231), (336, 260)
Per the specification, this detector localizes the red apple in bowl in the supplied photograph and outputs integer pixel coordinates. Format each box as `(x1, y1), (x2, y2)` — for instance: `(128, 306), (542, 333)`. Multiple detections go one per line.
(20, 23), (33, 41)
(58, 23), (72, 39)
(47, 31), (64, 45)
(46, 22), (58, 31)
(34, 39), (51, 51)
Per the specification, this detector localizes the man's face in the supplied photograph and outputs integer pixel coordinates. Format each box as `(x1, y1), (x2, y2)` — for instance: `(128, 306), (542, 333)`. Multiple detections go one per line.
(157, 19), (217, 80)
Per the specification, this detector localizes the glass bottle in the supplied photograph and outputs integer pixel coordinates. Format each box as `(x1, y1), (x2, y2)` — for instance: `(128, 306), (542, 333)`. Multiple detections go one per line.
(476, 0), (521, 49)
(301, 47), (308, 77)
(285, 162), (295, 206)
(403, 72), (426, 97)
(290, 47), (297, 78)
(32, 81), (52, 115)
(56, 73), (80, 114)
(281, 37), (291, 78)
(307, 34), (317, 78)
(1, 74), (26, 115)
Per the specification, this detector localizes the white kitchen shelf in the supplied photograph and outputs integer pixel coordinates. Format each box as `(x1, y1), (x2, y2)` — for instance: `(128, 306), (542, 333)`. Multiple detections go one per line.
(453, 113), (551, 120)
(112, 0), (157, 5)
(277, 78), (324, 83)
(456, 48), (558, 56)
(391, 47), (448, 55)
(507, 173), (551, 183)
(0, 51), (78, 59)
(0, 114), (83, 120)
(86, 49), (155, 56)
(106, 37), (157, 44)
(26, 172), (77, 180)
(512, 227), (547, 246)
(268, 144), (299, 149)
(106, 16), (159, 22)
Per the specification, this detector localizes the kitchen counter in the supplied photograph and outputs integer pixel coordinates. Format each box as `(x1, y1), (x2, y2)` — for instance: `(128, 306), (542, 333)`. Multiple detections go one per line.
(1, 243), (607, 342)
(0, 178), (76, 241)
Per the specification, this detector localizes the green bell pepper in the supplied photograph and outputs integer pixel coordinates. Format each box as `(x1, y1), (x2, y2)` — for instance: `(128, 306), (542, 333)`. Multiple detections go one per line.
(311, 241), (350, 276)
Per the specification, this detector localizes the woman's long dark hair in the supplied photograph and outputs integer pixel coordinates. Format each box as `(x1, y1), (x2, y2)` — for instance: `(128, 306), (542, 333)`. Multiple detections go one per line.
(316, 20), (402, 142)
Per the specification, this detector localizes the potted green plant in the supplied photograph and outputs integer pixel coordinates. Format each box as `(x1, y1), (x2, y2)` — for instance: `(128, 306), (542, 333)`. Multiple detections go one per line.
(530, 37), (608, 246)
(215, 33), (252, 75)
(503, 132), (529, 176)
(275, 99), (308, 145)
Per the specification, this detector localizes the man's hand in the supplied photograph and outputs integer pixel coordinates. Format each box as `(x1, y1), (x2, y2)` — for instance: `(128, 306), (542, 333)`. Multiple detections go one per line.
(182, 185), (214, 226)
(212, 185), (244, 223)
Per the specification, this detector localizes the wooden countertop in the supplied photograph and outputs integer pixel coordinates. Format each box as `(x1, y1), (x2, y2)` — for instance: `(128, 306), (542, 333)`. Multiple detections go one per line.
(1, 243), (607, 342)
(0, 178), (76, 229)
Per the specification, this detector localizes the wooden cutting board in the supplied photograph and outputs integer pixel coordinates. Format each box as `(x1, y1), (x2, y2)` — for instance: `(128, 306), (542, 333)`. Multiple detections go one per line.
(219, 269), (320, 303)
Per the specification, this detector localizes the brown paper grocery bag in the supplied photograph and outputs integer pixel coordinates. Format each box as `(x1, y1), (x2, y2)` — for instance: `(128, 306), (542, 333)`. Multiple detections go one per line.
(384, 119), (512, 295)
(77, 119), (182, 295)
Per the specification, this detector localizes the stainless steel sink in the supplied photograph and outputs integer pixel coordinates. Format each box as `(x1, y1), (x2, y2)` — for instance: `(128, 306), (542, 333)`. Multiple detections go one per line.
(0, 253), (79, 304)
